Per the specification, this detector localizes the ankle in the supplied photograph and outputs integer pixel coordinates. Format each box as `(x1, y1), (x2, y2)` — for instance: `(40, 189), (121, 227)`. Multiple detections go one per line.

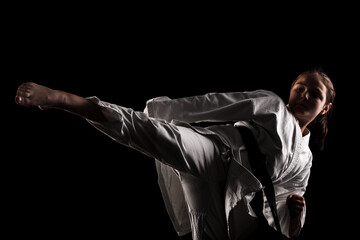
(50, 90), (67, 109)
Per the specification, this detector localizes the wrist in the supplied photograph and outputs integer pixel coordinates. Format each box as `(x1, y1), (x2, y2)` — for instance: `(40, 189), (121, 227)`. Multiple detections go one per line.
(289, 215), (301, 238)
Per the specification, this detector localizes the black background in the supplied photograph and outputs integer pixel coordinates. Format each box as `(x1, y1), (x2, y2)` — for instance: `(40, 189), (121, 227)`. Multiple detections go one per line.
(5, 3), (358, 239)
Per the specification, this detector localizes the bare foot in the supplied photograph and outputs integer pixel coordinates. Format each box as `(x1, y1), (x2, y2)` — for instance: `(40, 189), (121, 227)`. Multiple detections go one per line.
(15, 82), (55, 109)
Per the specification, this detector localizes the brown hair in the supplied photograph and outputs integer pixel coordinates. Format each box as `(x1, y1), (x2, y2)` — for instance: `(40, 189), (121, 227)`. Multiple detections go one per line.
(292, 67), (336, 150)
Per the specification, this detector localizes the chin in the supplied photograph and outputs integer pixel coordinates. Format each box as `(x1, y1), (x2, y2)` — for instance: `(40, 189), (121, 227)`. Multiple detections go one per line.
(292, 110), (307, 118)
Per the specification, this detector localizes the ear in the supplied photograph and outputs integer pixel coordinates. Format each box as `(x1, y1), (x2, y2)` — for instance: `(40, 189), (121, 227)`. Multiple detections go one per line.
(321, 103), (332, 115)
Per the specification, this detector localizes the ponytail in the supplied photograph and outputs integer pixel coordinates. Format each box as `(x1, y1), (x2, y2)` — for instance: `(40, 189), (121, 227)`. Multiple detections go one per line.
(308, 110), (331, 150)
(307, 68), (336, 151)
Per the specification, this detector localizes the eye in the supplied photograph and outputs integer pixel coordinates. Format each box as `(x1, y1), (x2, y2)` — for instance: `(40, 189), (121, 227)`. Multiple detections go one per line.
(310, 91), (323, 100)
(295, 86), (304, 93)
(307, 88), (323, 99)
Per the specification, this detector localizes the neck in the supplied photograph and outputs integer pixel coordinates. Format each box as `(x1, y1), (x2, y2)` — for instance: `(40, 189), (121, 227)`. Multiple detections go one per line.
(298, 120), (310, 136)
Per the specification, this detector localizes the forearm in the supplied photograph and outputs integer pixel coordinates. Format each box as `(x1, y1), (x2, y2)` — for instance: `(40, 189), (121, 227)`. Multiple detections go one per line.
(286, 193), (306, 238)
(288, 214), (302, 238)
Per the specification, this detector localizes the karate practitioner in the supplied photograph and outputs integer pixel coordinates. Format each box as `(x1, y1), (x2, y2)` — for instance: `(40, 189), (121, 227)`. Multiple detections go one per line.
(15, 68), (335, 239)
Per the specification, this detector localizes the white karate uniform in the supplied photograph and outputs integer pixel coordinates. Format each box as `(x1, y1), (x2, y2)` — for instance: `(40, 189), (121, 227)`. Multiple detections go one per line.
(86, 89), (311, 239)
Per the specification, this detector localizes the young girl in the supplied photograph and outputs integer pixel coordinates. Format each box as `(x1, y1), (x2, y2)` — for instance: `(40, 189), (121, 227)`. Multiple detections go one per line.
(15, 68), (335, 239)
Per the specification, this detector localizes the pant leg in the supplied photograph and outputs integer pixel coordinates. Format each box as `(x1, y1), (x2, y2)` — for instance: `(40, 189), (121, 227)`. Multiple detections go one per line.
(86, 98), (223, 177)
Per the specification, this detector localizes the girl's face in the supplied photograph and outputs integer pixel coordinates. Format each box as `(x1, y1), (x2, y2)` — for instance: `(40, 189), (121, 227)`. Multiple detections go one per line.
(288, 73), (332, 126)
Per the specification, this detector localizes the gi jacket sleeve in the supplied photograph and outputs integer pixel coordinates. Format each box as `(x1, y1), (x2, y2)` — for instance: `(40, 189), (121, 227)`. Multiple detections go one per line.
(144, 90), (283, 125)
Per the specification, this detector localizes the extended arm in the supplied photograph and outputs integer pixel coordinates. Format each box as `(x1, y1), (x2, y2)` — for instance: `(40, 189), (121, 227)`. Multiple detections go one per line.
(145, 90), (279, 123)
(15, 82), (106, 122)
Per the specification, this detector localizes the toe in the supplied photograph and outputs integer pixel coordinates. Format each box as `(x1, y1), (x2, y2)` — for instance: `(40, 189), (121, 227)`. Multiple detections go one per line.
(15, 95), (23, 105)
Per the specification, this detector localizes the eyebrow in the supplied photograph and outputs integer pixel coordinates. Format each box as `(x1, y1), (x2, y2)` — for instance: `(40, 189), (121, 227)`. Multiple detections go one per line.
(296, 82), (322, 91)
(295, 82), (324, 95)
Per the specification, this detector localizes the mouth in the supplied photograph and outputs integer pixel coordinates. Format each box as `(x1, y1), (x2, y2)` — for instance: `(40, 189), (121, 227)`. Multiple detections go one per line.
(295, 102), (307, 109)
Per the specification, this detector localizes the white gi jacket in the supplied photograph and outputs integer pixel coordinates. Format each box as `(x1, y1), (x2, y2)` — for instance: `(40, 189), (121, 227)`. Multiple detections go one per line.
(86, 89), (311, 239)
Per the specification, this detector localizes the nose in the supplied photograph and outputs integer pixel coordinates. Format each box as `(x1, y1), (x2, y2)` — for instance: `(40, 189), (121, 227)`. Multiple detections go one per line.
(301, 89), (310, 100)
(304, 91), (310, 100)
